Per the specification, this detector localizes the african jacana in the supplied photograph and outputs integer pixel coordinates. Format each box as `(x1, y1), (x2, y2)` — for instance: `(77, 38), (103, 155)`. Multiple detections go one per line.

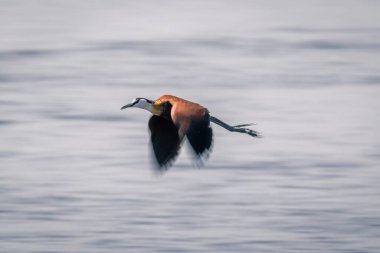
(121, 95), (259, 170)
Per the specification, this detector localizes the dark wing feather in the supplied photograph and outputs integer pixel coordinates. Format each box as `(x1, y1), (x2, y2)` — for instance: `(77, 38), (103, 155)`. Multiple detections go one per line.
(186, 113), (213, 159)
(148, 115), (181, 169)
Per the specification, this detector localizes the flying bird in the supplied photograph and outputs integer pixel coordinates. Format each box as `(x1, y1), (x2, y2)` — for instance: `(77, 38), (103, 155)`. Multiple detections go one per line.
(121, 95), (260, 170)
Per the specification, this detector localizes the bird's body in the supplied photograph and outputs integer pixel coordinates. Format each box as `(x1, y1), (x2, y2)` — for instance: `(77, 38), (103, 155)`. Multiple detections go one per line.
(121, 95), (259, 170)
(153, 95), (208, 138)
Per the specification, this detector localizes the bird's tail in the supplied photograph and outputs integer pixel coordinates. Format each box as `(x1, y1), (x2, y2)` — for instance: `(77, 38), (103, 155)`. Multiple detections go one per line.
(209, 115), (261, 138)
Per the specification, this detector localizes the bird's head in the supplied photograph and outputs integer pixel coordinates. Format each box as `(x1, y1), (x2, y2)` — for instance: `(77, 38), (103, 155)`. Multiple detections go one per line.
(121, 98), (162, 115)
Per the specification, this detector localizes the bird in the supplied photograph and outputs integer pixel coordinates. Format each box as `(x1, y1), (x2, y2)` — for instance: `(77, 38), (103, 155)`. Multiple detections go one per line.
(121, 95), (260, 170)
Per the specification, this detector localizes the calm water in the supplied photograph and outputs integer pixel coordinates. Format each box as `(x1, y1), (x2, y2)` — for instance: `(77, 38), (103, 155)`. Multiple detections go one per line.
(1, 1), (380, 252)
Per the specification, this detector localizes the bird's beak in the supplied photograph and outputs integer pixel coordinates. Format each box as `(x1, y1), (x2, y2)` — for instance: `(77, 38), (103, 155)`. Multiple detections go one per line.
(120, 103), (133, 110)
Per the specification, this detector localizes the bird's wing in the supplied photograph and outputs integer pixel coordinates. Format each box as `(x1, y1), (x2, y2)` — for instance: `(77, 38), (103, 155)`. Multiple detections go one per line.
(148, 115), (181, 169)
(186, 114), (213, 159)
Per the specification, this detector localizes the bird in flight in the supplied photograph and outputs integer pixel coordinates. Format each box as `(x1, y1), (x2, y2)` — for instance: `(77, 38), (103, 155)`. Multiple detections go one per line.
(121, 95), (260, 170)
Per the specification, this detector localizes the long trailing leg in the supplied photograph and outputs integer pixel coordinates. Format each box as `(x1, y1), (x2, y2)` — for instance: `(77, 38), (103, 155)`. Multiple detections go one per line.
(209, 115), (261, 138)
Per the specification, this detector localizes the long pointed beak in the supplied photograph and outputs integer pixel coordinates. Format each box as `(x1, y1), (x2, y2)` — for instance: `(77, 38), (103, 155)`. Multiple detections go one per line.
(120, 103), (133, 110)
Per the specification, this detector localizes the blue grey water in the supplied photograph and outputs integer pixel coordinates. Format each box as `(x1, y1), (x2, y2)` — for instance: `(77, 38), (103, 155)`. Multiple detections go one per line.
(1, 1), (380, 252)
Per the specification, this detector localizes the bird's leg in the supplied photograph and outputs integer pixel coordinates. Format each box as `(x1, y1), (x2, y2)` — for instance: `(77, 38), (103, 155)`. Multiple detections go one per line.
(209, 116), (261, 138)
(233, 123), (255, 128)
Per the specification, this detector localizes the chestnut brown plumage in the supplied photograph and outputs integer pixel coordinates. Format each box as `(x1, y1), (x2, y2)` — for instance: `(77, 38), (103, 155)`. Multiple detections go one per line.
(121, 95), (259, 170)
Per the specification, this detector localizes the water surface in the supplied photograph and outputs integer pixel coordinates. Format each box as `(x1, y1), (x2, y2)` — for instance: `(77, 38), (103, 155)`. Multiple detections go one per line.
(1, 1), (380, 252)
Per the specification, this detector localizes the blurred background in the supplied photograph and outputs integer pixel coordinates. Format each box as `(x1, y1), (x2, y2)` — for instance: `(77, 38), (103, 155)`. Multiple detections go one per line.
(1, 0), (380, 252)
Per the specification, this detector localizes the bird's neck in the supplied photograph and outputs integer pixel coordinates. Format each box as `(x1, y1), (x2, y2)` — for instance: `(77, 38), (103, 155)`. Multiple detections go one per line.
(136, 102), (163, 116)
(149, 105), (163, 116)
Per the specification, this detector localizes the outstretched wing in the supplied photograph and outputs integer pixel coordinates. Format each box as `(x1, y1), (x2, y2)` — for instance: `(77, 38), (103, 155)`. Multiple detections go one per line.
(148, 115), (181, 169)
(186, 113), (213, 159)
